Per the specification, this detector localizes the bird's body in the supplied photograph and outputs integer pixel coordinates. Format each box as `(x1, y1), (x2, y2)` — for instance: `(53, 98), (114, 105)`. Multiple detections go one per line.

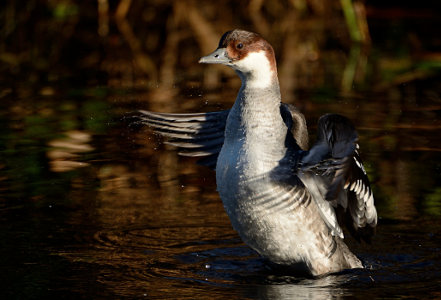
(216, 91), (361, 276)
(137, 29), (377, 277)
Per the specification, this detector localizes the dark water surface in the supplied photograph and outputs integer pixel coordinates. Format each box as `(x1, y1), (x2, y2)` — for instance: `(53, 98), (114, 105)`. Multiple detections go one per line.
(1, 77), (441, 299)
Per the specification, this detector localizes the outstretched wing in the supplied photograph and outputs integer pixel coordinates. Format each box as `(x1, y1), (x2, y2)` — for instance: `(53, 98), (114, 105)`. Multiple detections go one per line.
(134, 110), (229, 169)
(300, 113), (377, 242)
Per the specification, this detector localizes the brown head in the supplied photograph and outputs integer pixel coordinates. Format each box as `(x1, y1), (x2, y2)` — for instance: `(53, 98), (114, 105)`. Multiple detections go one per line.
(199, 29), (278, 88)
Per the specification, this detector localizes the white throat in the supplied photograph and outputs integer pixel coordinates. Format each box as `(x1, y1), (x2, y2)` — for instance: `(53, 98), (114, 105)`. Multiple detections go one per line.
(234, 51), (276, 89)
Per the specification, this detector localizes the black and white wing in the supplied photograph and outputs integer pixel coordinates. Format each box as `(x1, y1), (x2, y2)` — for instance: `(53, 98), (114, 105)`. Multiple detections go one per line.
(134, 110), (229, 169)
(300, 113), (377, 242)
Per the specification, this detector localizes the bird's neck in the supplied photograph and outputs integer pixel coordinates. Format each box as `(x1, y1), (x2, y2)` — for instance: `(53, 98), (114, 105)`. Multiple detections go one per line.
(236, 79), (281, 112)
(226, 78), (287, 149)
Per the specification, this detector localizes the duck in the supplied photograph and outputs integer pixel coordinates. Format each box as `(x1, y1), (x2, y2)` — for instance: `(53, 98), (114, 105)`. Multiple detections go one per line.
(136, 29), (377, 277)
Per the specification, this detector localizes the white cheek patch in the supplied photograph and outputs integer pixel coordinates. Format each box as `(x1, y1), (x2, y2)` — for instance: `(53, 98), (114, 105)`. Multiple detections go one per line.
(234, 51), (275, 89)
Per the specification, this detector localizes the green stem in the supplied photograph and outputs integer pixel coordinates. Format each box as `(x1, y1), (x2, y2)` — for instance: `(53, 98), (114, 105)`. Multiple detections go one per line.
(340, 0), (362, 42)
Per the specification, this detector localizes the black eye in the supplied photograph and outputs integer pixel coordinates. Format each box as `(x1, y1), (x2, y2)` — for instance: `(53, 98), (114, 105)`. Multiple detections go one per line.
(236, 43), (243, 49)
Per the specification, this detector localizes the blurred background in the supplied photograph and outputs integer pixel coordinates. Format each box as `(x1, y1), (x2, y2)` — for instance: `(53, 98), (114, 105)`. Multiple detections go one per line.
(1, 0), (441, 299)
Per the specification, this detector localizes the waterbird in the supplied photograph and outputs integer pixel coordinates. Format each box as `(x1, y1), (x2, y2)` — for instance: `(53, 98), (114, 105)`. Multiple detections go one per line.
(136, 29), (377, 277)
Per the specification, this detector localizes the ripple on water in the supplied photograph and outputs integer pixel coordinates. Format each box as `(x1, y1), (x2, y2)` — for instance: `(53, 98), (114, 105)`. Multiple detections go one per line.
(85, 227), (356, 299)
(81, 226), (261, 294)
(54, 218), (441, 299)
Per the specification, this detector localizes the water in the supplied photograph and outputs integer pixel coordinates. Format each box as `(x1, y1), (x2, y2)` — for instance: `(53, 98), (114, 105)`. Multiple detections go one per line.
(1, 78), (441, 299)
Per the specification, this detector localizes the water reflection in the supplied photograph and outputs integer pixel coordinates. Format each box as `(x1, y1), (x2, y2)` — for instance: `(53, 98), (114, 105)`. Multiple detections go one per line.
(255, 276), (348, 300)
(47, 130), (93, 172)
